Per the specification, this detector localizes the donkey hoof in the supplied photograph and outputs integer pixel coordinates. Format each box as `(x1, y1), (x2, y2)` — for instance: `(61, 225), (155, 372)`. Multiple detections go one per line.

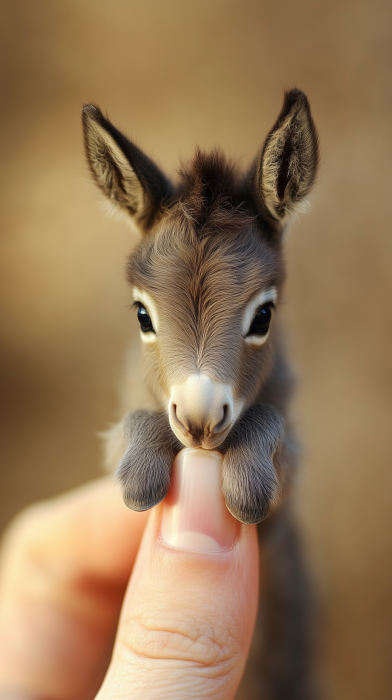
(224, 496), (271, 525)
(122, 491), (168, 512)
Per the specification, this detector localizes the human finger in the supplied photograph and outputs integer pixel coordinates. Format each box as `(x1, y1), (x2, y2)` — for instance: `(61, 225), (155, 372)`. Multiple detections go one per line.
(97, 450), (259, 700)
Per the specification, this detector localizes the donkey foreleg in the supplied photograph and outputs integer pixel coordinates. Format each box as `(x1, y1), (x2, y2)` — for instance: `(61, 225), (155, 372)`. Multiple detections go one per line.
(257, 506), (318, 700)
(116, 410), (182, 512)
(220, 404), (284, 524)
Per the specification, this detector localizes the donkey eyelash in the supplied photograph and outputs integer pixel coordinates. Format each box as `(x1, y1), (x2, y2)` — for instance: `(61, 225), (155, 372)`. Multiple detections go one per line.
(128, 301), (145, 313)
(259, 301), (276, 313)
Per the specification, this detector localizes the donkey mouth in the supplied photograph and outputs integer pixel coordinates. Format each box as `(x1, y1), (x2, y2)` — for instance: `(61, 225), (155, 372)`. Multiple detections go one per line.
(170, 421), (232, 451)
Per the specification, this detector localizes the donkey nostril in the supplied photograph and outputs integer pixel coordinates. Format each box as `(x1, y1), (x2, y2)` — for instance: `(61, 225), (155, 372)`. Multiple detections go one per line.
(212, 404), (230, 434)
(170, 401), (189, 436)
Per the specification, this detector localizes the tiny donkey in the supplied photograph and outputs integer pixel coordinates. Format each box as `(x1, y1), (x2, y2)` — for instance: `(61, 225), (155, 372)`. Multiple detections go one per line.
(82, 89), (319, 699)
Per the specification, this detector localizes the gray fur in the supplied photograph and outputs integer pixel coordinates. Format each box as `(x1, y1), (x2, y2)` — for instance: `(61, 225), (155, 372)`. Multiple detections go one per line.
(220, 404), (284, 524)
(117, 410), (182, 511)
(243, 508), (318, 700)
(82, 88), (320, 698)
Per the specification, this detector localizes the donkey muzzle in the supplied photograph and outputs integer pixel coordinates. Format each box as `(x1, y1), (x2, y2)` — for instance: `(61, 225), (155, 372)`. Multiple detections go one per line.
(169, 373), (236, 449)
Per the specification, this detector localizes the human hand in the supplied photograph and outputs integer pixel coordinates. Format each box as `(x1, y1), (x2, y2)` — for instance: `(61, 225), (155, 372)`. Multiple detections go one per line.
(0, 449), (259, 699)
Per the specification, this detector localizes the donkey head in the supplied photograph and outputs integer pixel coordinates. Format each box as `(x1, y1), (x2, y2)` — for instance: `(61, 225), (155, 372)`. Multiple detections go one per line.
(83, 90), (319, 451)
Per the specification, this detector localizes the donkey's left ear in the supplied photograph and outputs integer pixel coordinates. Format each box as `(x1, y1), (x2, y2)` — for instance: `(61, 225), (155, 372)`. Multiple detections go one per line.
(82, 104), (172, 232)
(250, 89), (319, 231)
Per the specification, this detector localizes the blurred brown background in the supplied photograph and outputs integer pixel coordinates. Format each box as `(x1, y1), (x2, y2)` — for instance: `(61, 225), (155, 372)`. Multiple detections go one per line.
(0, 1), (391, 698)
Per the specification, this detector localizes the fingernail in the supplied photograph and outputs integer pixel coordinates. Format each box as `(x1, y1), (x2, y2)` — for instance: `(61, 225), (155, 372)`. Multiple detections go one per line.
(160, 448), (239, 553)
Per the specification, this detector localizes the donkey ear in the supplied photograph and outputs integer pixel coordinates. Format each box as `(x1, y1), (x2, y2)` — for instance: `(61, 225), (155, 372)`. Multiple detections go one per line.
(251, 89), (319, 230)
(82, 104), (172, 231)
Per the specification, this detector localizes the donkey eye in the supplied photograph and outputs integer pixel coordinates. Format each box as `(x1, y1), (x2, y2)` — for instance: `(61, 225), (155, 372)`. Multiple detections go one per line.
(248, 303), (274, 336)
(137, 305), (155, 333)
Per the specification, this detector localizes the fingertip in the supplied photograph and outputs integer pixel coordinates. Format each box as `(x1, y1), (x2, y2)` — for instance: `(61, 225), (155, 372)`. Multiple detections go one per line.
(160, 449), (239, 553)
(102, 477), (259, 699)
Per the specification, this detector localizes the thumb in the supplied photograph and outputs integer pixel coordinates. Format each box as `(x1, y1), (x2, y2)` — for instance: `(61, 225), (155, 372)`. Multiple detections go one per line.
(96, 449), (259, 700)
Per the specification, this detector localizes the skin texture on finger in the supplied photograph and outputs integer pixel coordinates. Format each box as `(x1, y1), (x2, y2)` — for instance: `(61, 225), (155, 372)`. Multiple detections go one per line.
(0, 478), (148, 700)
(97, 505), (259, 700)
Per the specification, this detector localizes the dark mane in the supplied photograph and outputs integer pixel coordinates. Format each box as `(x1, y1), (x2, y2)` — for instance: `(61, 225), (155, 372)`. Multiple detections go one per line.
(174, 147), (255, 234)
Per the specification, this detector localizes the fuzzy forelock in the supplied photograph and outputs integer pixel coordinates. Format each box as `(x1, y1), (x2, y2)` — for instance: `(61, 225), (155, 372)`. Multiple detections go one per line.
(173, 147), (255, 235)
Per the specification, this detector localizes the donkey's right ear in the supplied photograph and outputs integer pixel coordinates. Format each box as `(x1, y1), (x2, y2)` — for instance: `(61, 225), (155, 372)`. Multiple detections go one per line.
(82, 105), (172, 231)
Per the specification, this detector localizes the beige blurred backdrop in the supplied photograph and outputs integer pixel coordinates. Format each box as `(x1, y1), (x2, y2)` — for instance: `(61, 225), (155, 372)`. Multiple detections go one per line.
(0, 1), (391, 698)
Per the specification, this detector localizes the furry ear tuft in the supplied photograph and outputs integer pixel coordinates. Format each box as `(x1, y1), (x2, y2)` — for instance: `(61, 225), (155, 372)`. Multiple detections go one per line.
(82, 104), (172, 231)
(251, 89), (319, 230)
